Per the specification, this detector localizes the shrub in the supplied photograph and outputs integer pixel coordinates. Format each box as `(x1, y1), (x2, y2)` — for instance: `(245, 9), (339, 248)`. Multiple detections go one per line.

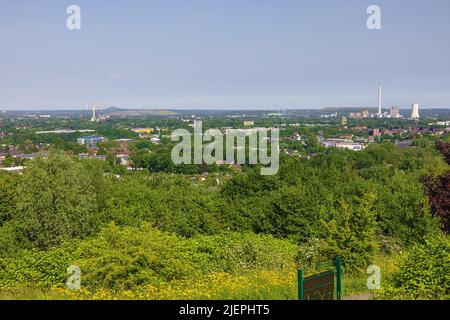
(73, 223), (196, 290)
(105, 177), (222, 237)
(423, 172), (450, 233)
(0, 222), (28, 258)
(373, 171), (441, 244)
(72, 224), (298, 291)
(0, 245), (75, 289)
(185, 232), (298, 274)
(381, 235), (450, 300)
(320, 194), (378, 272)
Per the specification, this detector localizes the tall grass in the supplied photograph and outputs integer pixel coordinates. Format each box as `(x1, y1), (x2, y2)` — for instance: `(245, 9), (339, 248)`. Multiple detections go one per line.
(0, 254), (402, 300)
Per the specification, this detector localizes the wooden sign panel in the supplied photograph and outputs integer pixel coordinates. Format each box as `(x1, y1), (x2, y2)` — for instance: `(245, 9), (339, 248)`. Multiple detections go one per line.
(303, 270), (335, 300)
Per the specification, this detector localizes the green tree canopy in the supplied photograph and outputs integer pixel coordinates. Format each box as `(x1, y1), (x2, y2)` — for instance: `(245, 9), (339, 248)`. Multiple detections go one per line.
(14, 153), (105, 249)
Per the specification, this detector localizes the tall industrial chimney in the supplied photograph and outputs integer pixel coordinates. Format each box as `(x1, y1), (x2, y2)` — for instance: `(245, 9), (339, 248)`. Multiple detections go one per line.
(378, 83), (382, 115)
(91, 105), (97, 122)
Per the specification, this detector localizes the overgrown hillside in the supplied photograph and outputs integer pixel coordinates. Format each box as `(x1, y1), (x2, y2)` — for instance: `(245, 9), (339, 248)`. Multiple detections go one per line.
(0, 139), (449, 300)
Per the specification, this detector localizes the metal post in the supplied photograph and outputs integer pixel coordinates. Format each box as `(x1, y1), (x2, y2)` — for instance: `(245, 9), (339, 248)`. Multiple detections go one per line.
(334, 258), (342, 300)
(297, 269), (304, 300)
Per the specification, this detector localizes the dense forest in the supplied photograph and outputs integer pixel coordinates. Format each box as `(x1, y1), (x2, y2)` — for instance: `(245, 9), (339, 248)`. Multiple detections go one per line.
(0, 137), (449, 299)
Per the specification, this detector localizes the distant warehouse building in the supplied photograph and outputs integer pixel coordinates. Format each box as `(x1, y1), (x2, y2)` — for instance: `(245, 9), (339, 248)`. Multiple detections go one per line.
(0, 166), (25, 173)
(321, 138), (365, 151)
(16, 153), (38, 160)
(77, 136), (105, 147)
(79, 153), (107, 161)
(335, 142), (365, 151)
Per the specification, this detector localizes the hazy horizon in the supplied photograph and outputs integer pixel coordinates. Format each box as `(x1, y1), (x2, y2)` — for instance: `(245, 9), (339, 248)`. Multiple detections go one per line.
(2, 105), (450, 112)
(1, 0), (450, 110)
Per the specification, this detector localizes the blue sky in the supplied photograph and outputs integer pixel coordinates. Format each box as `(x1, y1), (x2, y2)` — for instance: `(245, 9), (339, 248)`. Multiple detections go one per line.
(1, 0), (450, 110)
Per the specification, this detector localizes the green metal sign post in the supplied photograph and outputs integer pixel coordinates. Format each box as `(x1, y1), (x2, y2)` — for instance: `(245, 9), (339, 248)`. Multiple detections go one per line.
(297, 269), (304, 300)
(334, 258), (342, 300)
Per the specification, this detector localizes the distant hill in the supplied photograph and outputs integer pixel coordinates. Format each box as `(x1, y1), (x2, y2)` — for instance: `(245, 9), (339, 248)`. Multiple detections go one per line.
(102, 107), (124, 112)
(101, 107), (178, 117)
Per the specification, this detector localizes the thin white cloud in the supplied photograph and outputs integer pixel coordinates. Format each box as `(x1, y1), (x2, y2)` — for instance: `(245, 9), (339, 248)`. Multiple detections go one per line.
(108, 73), (123, 81)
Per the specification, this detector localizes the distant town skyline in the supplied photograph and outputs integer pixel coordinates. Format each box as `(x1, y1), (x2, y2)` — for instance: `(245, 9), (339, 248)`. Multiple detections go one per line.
(1, 0), (450, 110)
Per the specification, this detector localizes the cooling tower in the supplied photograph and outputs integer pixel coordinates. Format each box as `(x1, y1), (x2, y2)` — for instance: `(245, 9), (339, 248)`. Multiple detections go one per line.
(411, 103), (420, 119)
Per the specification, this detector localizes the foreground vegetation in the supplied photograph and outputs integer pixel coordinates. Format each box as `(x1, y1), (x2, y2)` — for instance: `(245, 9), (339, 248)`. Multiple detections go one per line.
(0, 136), (449, 300)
